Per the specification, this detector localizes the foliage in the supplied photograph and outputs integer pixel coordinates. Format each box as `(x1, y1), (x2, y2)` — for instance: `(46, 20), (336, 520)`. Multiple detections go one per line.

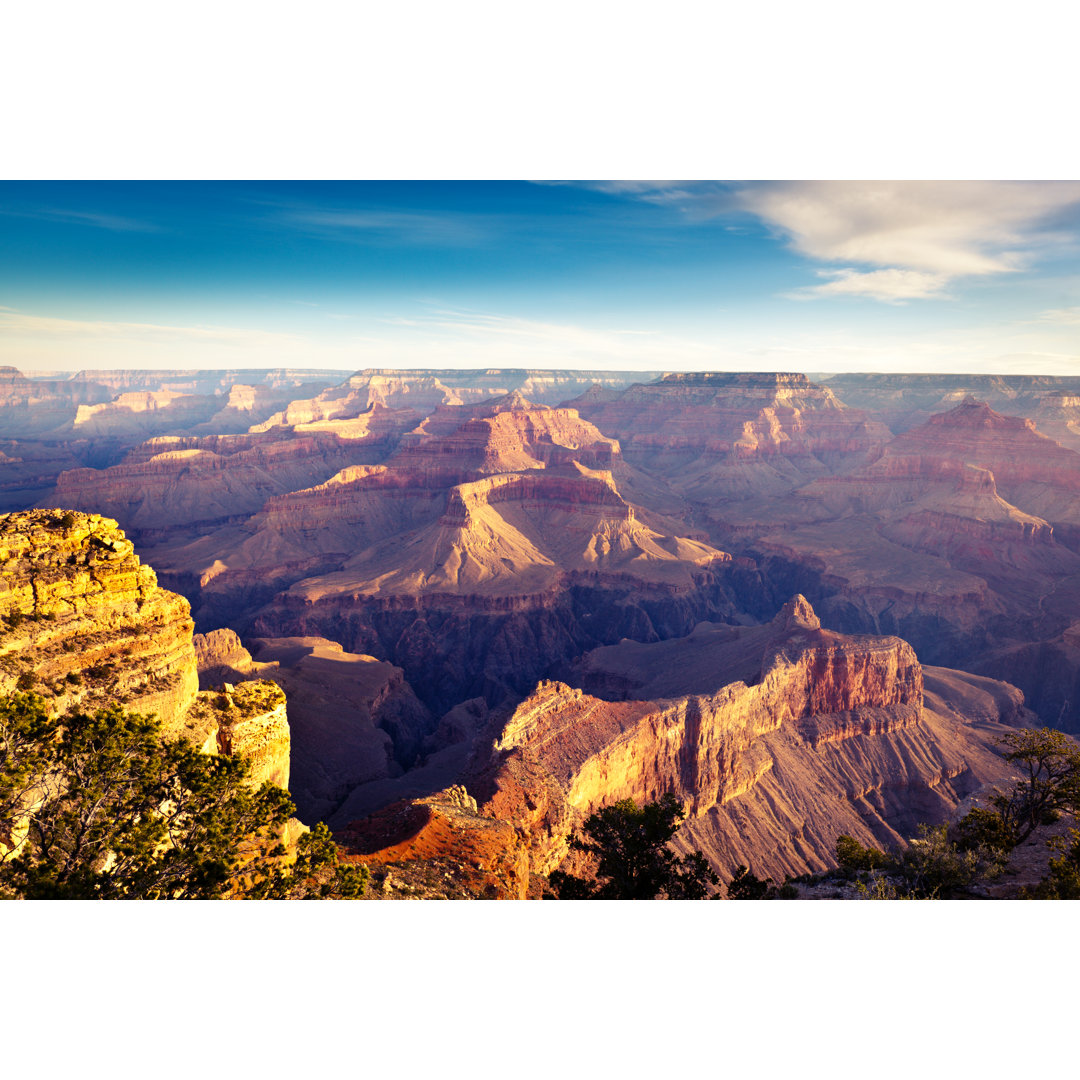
(951, 806), (1015, 855)
(835, 834), (888, 873)
(1024, 828), (1080, 899)
(892, 824), (983, 899)
(0, 693), (366, 900)
(989, 728), (1080, 845)
(832, 817), (1007, 900)
(726, 865), (798, 899)
(548, 793), (720, 899)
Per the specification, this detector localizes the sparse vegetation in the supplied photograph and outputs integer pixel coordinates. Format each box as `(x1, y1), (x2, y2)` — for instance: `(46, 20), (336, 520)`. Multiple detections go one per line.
(548, 793), (720, 899)
(0, 692), (366, 900)
(989, 728), (1080, 845)
(835, 834), (888, 873)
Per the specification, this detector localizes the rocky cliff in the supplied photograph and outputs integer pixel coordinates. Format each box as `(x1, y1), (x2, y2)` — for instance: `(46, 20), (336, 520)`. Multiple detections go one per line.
(45, 408), (416, 537)
(250, 463), (740, 710)
(569, 371), (891, 511)
(0, 510), (291, 789)
(466, 597), (1023, 885)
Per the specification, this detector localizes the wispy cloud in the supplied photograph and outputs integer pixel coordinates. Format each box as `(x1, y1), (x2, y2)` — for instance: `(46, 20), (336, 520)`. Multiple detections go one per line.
(0, 206), (160, 232)
(270, 206), (487, 246)
(0, 309), (303, 347)
(402, 308), (716, 366)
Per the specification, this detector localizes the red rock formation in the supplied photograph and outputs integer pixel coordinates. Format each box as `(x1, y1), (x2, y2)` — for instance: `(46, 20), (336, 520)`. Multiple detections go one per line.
(466, 597), (1025, 885)
(569, 372), (891, 509)
(45, 408), (416, 535)
(337, 786), (532, 899)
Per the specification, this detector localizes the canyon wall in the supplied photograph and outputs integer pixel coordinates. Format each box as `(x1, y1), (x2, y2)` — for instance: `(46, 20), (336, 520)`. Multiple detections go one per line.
(467, 597), (1023, 885)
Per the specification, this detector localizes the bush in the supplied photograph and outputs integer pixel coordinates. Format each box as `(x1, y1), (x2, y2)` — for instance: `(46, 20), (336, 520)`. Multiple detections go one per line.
(0, 692), (366, 900)
(548, 793), (719, 899)
(835, 834), (888, 873)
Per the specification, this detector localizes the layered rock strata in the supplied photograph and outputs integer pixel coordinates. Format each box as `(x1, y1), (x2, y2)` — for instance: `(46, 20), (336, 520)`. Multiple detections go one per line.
(45, 408), (416, 536)
(466, 597), (1023, 885)
(0, 510), (291, 790)
(251, 463), (739, 710)
(571, 372), (890, 505)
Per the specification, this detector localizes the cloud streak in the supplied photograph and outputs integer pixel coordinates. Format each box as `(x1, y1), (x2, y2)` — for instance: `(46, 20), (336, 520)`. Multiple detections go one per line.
(0, 206), (160, 232)
(268, 205), (488, 246)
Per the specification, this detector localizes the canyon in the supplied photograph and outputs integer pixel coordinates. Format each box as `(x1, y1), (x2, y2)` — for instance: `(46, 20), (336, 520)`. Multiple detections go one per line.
(5, 366), (1079, 896)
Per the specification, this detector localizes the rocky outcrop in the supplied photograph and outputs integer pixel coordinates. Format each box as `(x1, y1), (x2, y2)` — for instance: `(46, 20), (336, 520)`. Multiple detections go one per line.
(0, 367), (113, 436)
(822, 373), (1080, 443)
(236, 636), (433, 823)
(569, 371), (891, 509)
(249, 462), (739, 710)
(0, 509), (292, 793)
(193, 627), (260, 686)
(44, 410), (415, 537)
(337, 785), (533, 899)
(0, 509), (199, 730)
(71, 391), (222, 438)
(251, 370), (658, 431)
(466, 597), (1023, 885)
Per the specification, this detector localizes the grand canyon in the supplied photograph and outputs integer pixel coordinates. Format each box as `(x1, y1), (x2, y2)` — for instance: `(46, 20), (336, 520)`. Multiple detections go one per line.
(5, 362), (1077, 898)
(5, 178), (1080, 903)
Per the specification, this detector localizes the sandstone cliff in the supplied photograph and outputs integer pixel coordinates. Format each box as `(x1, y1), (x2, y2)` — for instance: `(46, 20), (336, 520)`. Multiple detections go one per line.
(0, 510), (292, 792)
(465, 597), (1024, 886)
(250, 462), (740, 710)
(45, 408), (417, 537)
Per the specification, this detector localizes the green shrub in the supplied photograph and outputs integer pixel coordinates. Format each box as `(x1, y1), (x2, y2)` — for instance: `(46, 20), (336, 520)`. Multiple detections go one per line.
(835, 834), (888, 873)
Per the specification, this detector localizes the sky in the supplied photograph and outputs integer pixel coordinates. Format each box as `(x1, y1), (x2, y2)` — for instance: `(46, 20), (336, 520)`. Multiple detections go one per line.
(1, 179), (1079, 374)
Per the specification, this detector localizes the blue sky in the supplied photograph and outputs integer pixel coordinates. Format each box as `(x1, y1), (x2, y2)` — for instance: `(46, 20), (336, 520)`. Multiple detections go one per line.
(2, 180), (1078, 373)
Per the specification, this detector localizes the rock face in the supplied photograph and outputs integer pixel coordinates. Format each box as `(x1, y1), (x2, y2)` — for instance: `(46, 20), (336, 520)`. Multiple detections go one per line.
(133, 394), (744, 710)
(252, 369), (660, 430)
(735, 400), (1080, 727)
(46, 409), (417, 537)
(572, 371), (890, 505)
(241, 636), (432, 824)
(250, 463), (738, 710)
(822, 372), (1080, 447)
(0, 509), (292, 791)
(0, 366), (113, 436)
(337, 785), (533, 899)
(0, 509), (199, 730)
(466, 597), (1023, 885)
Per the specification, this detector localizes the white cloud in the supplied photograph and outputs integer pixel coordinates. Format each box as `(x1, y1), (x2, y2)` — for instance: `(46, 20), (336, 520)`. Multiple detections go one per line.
(787, 268), (950, 303)
(571, 179), (1080, 303)
(736, 180), (1080, 300)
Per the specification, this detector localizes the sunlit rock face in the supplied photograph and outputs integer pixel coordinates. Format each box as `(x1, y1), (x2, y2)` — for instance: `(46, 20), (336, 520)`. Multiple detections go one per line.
(466, 597), (1024, 885)
(0, 508), (200, 730)
(0, 509), (291, 792)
